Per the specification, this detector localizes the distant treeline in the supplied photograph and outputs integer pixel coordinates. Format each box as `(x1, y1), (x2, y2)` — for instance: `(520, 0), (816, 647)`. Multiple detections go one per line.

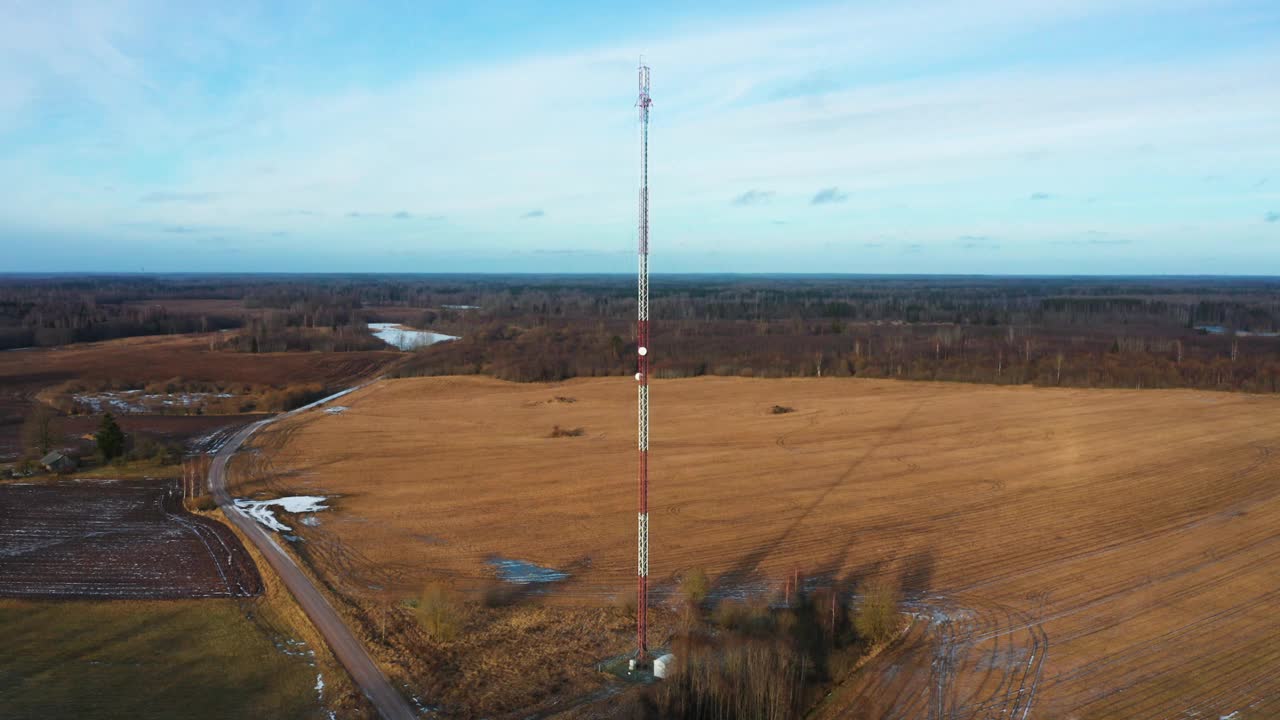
(2, 274), (1279, 392)
(379, 275), (1280, 393)
(0, 296), (239, 349)
(212, 314), (387, 354)
(390, 317), (1280, 392)
(0, 276), (406, 351)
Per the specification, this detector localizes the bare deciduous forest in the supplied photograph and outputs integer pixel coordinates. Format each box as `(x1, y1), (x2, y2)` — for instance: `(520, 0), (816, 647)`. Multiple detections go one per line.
(2, 274), (1278, 392)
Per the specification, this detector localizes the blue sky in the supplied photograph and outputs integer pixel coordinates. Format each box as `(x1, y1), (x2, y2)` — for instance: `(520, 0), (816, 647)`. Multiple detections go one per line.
(2, 0), (1278, 274)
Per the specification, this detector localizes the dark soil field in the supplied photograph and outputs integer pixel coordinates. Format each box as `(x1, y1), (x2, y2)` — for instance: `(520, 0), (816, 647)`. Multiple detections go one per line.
(0, 479), (261, 599)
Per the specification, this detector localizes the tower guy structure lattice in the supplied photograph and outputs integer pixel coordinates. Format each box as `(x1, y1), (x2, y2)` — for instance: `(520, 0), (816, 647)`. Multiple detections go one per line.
(635, 60), (653, 661)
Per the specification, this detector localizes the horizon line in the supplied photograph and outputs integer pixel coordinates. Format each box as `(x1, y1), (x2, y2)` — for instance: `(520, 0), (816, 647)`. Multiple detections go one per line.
(3, 271), (1280, 281)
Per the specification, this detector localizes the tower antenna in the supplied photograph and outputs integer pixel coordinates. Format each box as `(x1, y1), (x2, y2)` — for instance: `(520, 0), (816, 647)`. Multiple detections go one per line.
(635, 59), (653, 662)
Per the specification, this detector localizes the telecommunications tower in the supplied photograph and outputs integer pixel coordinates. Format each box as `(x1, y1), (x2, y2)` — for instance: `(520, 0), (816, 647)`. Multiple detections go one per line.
(635, 60), (653, 661)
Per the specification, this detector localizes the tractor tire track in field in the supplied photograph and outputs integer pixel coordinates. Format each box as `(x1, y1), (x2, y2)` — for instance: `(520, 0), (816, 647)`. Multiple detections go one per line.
(885, 595), (1047, 720)
(823, 594), (1047, 720)
(840, 437), (1280, 719)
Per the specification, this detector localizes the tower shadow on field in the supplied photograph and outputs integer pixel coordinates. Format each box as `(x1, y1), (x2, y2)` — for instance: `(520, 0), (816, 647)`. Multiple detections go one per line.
(709, 400), (928, 601)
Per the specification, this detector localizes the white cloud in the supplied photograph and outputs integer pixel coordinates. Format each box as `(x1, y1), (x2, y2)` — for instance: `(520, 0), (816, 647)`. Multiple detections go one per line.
(1, 0), (1278, 272)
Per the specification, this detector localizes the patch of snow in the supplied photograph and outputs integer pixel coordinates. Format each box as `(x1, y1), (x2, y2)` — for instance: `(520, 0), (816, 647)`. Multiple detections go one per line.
(368, 322), (458, 351)
(408, 692), (440, 715)
(73, 392), (148, 414)
(323, 406), (348, 415)
(314, 673), (338, 719)
(300, 515), (321, 527)
(234, 496), (329, 532)
(288, 386), (360, 414)
(442, 304), (479, 310)
(73, 390), (241, 414)
(273, 638), (312, 659)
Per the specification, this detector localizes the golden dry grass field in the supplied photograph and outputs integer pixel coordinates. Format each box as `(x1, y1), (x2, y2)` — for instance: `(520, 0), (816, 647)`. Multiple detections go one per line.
(234, 376), (1280, 719)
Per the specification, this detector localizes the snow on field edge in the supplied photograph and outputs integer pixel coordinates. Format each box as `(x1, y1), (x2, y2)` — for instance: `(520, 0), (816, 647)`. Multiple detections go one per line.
(234, 496), (329, 532)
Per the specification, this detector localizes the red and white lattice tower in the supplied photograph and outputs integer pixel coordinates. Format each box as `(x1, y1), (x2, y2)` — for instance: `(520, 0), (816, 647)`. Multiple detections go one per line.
(635, 60), (653, 661)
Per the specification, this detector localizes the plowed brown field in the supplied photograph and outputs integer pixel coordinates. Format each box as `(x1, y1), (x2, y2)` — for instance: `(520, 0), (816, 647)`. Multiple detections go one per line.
(0, 479), (261, 599)
(239, 376), (1280, 719)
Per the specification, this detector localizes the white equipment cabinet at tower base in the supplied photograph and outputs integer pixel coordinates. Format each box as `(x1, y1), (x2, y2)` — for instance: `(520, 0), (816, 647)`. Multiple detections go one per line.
(653, 653), (677, 680)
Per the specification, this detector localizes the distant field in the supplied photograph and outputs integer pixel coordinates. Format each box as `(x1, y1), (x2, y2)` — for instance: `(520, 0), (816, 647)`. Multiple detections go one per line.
(239, 375), (1280, 718)
(0, 332), (400, 458)
(0, 598), (328, 720)
(0, 332), (397, 393)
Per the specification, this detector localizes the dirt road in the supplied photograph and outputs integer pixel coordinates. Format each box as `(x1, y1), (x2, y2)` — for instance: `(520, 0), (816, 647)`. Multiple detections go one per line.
(207, 391), (417, 720)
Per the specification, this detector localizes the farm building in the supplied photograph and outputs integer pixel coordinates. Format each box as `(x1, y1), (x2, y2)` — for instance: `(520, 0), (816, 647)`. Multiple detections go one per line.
(40, 451), (77, 474)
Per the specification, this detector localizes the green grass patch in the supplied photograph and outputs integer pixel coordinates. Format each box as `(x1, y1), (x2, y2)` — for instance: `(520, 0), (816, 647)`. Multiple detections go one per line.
(0, 598), (326, 720)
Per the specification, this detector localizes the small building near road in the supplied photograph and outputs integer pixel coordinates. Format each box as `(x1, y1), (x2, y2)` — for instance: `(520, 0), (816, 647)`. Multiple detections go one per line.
(40, 451), (78, 474)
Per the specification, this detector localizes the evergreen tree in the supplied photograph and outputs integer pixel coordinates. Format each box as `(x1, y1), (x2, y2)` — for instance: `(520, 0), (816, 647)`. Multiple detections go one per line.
(95, 412), (126, 461)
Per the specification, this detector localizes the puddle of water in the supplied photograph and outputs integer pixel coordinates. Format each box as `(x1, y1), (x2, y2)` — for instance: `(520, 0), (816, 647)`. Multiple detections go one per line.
(488, 556), (569, 584)
(1195, 325), (1279, 337)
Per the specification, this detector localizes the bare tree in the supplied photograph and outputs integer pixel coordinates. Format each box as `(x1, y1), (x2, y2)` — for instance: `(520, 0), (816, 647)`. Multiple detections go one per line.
(855, 578), (901, 645)
(21, 405), (59, 457)
(415, 583), (461, 641)
(679, 568), (710, 628)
